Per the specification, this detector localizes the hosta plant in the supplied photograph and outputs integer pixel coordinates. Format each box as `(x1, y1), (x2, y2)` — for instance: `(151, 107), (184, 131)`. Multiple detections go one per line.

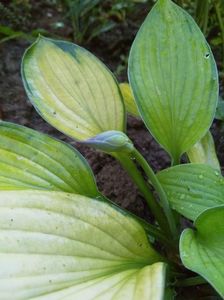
(0, 0), (223, 299)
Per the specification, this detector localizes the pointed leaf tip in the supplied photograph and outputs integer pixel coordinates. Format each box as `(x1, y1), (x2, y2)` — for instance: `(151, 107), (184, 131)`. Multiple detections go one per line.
(22, 37), (125, 141)
(128, 0), (218, 161)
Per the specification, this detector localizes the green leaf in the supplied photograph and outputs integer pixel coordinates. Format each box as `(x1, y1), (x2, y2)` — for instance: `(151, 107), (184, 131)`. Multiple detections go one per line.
(119, 83), (139, 117)
(186, 131), (220, 171)
(157, 163), (224, 221)
(180, 206), (224, 298)
(22, 36), (125, 141)
(0, 190), (166, 300)
(0, 121), (99, 197)
(128, 0), (218, 162)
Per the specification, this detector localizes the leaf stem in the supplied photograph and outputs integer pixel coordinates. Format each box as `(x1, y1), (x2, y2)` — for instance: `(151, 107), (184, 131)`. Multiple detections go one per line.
(112, 152), (173, 239)
(137, 218), (174, 248)
(132, 148), (178, 239)
(171, 155), (180, 166)
(175, 276), (207, 287)
(214, 0), (224, 67)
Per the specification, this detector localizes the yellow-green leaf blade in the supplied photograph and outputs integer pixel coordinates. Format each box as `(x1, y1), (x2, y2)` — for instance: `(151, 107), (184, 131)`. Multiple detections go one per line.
(128, 0), (218, 161)
(157, 164), (224, 220)
(22, 36), (125, 141)
(180, 206), (224, 298)
(119, 83), (139, 117)
(0, 190), (166, 300)
(0, 121), (99, 197)
(28, 264), (166, 300)
(186, 131), (220, 171)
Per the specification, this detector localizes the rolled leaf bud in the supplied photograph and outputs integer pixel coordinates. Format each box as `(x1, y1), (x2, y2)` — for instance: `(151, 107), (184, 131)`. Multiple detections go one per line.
(82, 130), (134, 153)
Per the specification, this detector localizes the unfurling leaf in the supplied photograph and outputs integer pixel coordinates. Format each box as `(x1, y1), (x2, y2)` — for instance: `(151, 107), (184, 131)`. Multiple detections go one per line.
(186, 131), (220, 171)
(83, 130), (134, 153)
(119, 83), (139, 117)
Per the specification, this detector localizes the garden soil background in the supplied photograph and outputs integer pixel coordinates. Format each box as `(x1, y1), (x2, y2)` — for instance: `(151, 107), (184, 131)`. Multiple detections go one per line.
(0, 1), (224, 299)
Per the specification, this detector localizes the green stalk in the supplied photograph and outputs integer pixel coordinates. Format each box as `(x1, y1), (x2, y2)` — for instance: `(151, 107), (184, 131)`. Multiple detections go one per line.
(136, 218), (174, 248)
(171, 155), (180, 167)
(214, 0), (224, 66)
(132, 148), (178, 238)
(112, 152), (173, 239)
(175, 276), (207, 287)
(195, 0), (209, 35)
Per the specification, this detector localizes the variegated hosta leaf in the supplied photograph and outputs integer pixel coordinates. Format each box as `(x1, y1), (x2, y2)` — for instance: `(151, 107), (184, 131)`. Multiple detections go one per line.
(0, 121), (99, 197)
(180, 206), (224, 298)
(0, 190), (166, 300)
(187, 131), (220, 171)
(119, 83), (139, 117)
(157, 163), (224, 221)
(128, 0), (218, 163)
(22, 36), (125, 141)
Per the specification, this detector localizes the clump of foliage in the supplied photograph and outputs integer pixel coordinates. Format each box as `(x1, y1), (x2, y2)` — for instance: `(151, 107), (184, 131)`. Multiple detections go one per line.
(0, 0), (49, 43)
(176, 0), (224, 66)
(58, 0), (148, 44)
(0, 0), (223, 299)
